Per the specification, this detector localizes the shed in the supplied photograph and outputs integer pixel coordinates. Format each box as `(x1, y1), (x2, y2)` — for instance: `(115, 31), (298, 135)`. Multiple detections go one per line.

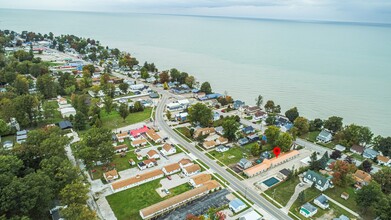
(59, 121), (73, 130)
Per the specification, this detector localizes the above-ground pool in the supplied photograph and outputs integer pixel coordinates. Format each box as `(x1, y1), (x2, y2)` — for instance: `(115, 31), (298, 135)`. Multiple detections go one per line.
(262, 177), (280, 187)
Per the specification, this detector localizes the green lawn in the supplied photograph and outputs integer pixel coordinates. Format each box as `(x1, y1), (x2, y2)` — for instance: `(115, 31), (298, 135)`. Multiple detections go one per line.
(173, 128), (192, 143)
(100, 108), (152, 130)
(324, 186), (358, 212)
(265, 177), (301, 206)
(208, 144), (256, 166)
(176, 127), (192, 139)
(289, 187), (323, 219)
(107, 179), (191, 220)
(301, 131), (320, 142)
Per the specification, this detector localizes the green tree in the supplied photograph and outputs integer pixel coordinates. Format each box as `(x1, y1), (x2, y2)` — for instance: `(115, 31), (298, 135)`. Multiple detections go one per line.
(74, 112), (86, 130)
(13, 75), (29, 95)
(251, 143), (261, 156)
(264, 100), (275, 113)
(118, 103), (129, 122)
(323, 116), (343, 133)
(264, 125), (280, 146)
(373, 136), (391, 157)
(185, 75), (195, 88)
(374, 195), (391, 220)
(188, 103), (213, 127)
(255, 95), (263, 108)
(61, 204), (97, 220)
(36, 73), (58, 98)
(360, 160), (372, 173)
(222, 118), (239, 141)
(131, 101), (144, 113)
(285, 107), (299, 122)
(42, 101), (57, 120)
(166, 110), (172, 120)
(0, 119), (10, 136)
(13, 94), (39, 127)
(276, 132), (293, 152)
(356, 181), (384, 211)
(118, 82), (129, 94)
(170, 68), (181, 82)
(13, 50), (33, 61)
(0, 155), (23, 175)
(60, 180), (89, 205)
(298, 191), (305, 204)
(200, 81), (212, 94)
(265, 114), (276, 126)
(293, 116), (309, 135)
(103, 96), (114, 114)
(373, 167), (391, 194)
(309, 118), (323, 131)
(140, 67), (149, 79)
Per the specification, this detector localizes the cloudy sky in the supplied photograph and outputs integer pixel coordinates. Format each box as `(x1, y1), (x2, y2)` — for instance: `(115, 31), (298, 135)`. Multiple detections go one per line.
(1, 0), (391, 23)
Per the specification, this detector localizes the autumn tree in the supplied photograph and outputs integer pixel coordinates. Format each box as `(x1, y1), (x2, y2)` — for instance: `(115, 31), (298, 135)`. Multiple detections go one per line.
(330, 160), (356, 186)
(159, 71), (170, 83)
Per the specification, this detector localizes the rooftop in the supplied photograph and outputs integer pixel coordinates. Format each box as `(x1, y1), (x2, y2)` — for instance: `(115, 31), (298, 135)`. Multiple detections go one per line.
(111, 169), (163, 190)
(191, 173), (212, 186)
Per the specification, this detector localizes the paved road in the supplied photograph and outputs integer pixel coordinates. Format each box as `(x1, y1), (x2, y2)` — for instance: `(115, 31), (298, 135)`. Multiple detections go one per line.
(155, 93), (291, 220)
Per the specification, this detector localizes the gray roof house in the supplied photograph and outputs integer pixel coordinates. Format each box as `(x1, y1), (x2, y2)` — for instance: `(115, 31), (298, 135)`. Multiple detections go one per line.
(303, 170), (332, 191)
(334, 144), (346, 152)
(363, 148), (379, 160)
(238, 158), (253, 169)
(333, 215), (350, 220)
(350, 145), (364, 155)
(316, 130), (333, 143)
(300, 203), (318, 218)
(314, 194), (329, 209)
(215, 126), (224, 135)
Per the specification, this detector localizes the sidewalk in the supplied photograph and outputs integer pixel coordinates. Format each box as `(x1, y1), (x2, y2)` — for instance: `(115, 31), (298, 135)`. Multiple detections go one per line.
(283, 182), (310, 211)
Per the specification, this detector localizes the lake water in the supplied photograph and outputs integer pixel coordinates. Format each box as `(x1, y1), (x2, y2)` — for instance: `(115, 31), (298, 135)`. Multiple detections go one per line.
(1, 9), (390, 135)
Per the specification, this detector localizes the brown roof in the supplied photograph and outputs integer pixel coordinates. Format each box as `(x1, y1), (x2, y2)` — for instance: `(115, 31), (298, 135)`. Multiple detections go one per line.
(194, 127), (215, 138)
(116, 133), (129, 138)
(178, 158), (192, 166)
(104, 169), (118, 180)
(113, 144), (128, 150)
(354, 170), (371, 183)
(147, 150), (159, 157)
(163, 163), (181, 173)
(254, 111), (266, 117)
(351, 145), (364, 153)
(162, 143), (173, 152)
(146, 129), (161, 141)
(218, 136), (228, 143)
(184, 164), (201, 174)
(132, 139), (147, 146)
(203, 140), (216, 149)
(111, 169), (164, 190)
(377, 155), (390, 163)
(143, 158), (157, 164)
(191, 173), (212, 186)
(203, 180), (220, 190)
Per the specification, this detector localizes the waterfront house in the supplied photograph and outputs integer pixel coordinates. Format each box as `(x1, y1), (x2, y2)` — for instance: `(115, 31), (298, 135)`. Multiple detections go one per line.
(229, 198), (247, 213)
(146, 129), (162, 143)
(303, 170), (332, 191)
(233, 100), (245, 110)
(111, 169), (164, 193)
(113, 144), (128, 153)
(350, 145), (364, 155)
(104, 169), (119, 183)
(300, 203), (318, 218)
(189, 173), (212, 188)
(354, 170), (371, 189)
(317, 130), (333, 143)
(377, 155), (391, 166)
(238, 138), (249, 146)
(182, 164), (201, 176)
(162, 163), (181, 175)
(147, 150), (160, 159)
(244, 106), (260, 115)
(216, 145), (229, 152)
(253, 111), (267, 121)
(334, 144), (346, 152)
(363, 148), (379, 159)
(178, 158), (193, 169)
(160, 143), (176, 156)
(238, 158), (253, 169)
(193, 127), (215, 138)
(314, 195), (329, 209)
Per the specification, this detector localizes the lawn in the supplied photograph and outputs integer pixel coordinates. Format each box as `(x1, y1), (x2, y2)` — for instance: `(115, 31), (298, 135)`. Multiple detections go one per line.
(100, 108), (152, 130)
(176, 127), (192, 139)
(289, 187), (323, 219)
(106, 179), (191, 220)
(323, 186), (358, 212)
(209, 147), (245, 165)
(173, 128), (192, 143)
(264, 177), (301, 206)
(301, 131), (320, 142)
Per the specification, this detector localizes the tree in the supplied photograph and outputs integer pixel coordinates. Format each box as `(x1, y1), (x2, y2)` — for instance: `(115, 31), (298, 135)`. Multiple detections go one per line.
(200, 81), (212, 94)
(13, 75), (29, 95)
(276, 132), (293, 152)
(285, 107), (299, 122)
(185, 76), (195, 88)
(60, 180), (89, 205)
(159, 71), (170, 83)
(264, 100), (275, 113)
(118, 103), (129, 122)
(373, 136), (391, 157)
(356, 181), (383, 211)
(330, 160), (356, 186)
(166, 111), (172, 121)
(265, 114), (276, 126)
(222, 118), (239, 141)
(61, 204), (97, 220)
(309, 118), (323, 131)
(330, 150), (342, 159)
(344, 155), (353, 164)
(42, 101), (57, 120)
(0, 119), (10, 136)
(36, 73), (58, 98)
(298, 191), (305, 204)
(309, 152), (319, 170)
(163, 82), (169, 90)
(103, 96), (114, 114)
(373, 167), (391, 194)
(13, 94), (39, 127)
(255, 95), (263, 108)
(360, 160), (372, 173)
(131, 101), (144, 113)
(251, 143), (261, 156)
(264, 125), (280, 146)
(74, 112), (86, 130)
(140, 67), (149, 79)
(13, 50), (33, 61)
(335, 124), (373, 147)
(374, 195), (391, 220)
(188, 103), (213, 127)
(323, 116), (343, 133)
(0, 155), (23, 175)
(118, 83), (129, 94)
(170, 68), (180, 82)
(293, 117), (309, 135)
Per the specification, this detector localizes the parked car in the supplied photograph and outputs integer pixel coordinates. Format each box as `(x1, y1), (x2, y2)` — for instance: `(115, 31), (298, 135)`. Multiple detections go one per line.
(167, 175), (172, 180)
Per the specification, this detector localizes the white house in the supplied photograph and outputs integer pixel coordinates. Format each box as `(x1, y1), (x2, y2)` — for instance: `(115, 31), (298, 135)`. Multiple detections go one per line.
(303, 170), (332, 191)
(216, 145), (229, 152)
(182, 164), (201, 176)
(162, 163), (181, 175)
(60, 107), (76, 118)
(147, 150), (160, 159)
(314, 195), (329, 209)
(300, 203), (318, 218)
(316, 130), (333, 143)
(377, 155), (391, 166)
(179, 158), (193, 169)
(113, 144), (128, 153)
(160, 143), (176, 156)
(104, 169), (119, 182)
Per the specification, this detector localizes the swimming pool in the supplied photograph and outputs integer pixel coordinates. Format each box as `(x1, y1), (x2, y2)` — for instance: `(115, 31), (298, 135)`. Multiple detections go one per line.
(262, 177), (280, 187)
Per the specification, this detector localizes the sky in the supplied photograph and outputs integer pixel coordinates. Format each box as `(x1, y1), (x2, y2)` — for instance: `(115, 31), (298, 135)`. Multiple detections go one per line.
(0, 0), (391, 23)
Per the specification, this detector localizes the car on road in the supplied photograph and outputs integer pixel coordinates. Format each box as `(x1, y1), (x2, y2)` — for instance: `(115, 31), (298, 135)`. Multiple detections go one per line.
(167, 175), (172, 180)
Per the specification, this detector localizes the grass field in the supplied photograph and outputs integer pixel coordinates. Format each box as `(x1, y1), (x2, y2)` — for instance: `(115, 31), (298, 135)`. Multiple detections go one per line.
(265, 177), (300, 206)
(301, 131), (320, 142)
(289, 187), (323, 219)
(176, 127), (192, 139)
(106, 179), (191, 220)
(173, 128), (192, 143)
(100, 108), (152, 130)
(208, 143), (257, 166)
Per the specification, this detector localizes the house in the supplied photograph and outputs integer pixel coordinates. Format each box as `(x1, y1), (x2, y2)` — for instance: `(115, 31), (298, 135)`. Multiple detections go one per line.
(242, 126), (255, 134)
(162, 163), (181, 175)
(178, 158), (193, 168)
(278, 168), (292, 180)
(60, 107), (76, 118)
(354, 170), (371, 189)
(130, 126), (149, 138)
(238, 158), (253, 169)
(2, 141), (13, 150)
(111, 169), (164, 192)
(146, 129), (162, 143)
(314, 195), (329, 209)
(238, 210), (262, 220)
(136, 154), (143, 160)
(244, 150), (300, 177)
(104, 169), (119, 182)
(253, 111), (267, 121)
(131, 139), (147, 147)
(16, 134), (27, 144)
(350, 145), (364, 155)
(216, 145), (229, 152)
(216, 136), (228, 145)
(363, 148), (379, 159)
(160, 143), (176, 156)
(57, 96), (67, 105)
(334, 144), (346, 152)
(193, 127), (215, 138)
(138, 159), (157, 170)
(244, 106), (260, 115)
(113, 144), (128, 153)
(147, 150), (160, 159)
(189, 173), (212, 188)
(303, 170), (333, 191)
(203, 140), (217, 149)
(116, 132), (129, 142)
(213, 112), (220, 121)
(182, 164), (201, 176)
(341, 192), (349, 200)
(333, 215), (350, 220)
(129, 159), (136, 166)
(377, 155), (391, 166)
(300, 203), (318, 218)
(238, 138), (249, 146)
(175, 112), (188, 121)
(316, 130), (333, 143)
(229, 198), (247, 213)
(215, 126), (224, 135)
(139, 181), (220, 220)
(324, 159), (336, 171)
(149, 92), (159, 99)
(247, 134), (260, 143)
(58, 120), (73, 130)
(233, 100), (245, 110)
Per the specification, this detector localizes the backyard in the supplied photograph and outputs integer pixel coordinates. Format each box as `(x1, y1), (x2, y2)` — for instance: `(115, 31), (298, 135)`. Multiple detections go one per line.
(289, 187), (323, 219)
(100, 107), (152, 130)
(264, 177), (301, 206)
(207, 142), (259, 166)
(301, 131), (335, 149)
(106, 179), (191, 220)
